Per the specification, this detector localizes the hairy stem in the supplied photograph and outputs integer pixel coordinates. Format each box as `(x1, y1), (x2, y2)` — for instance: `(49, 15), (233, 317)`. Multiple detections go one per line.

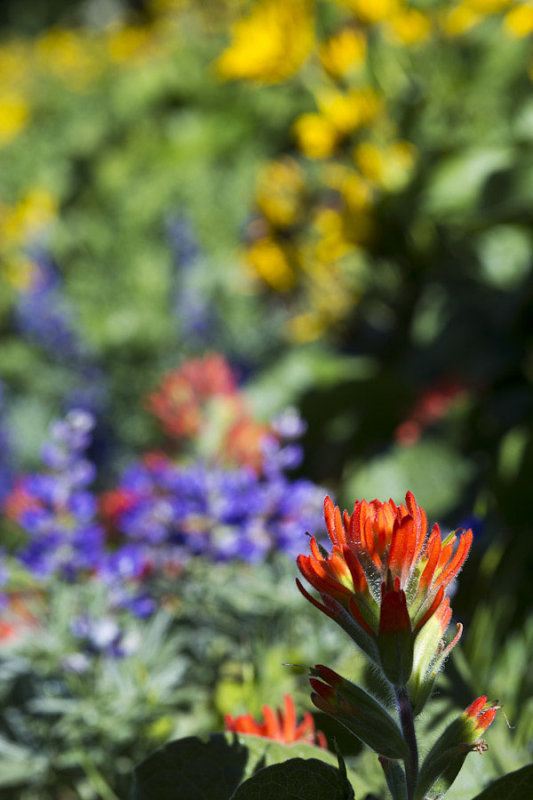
(395, 686), (418, 800)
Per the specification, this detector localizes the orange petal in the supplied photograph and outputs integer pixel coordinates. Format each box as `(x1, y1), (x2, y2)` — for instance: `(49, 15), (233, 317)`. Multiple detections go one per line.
(282, 694), (296, 742)
(418, 525), (441, 591)
(435, 529), (473, 591)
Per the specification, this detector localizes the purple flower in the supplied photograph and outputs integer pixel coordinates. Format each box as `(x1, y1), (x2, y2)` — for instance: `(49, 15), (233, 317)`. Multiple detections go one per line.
(9, 410), (105, 580)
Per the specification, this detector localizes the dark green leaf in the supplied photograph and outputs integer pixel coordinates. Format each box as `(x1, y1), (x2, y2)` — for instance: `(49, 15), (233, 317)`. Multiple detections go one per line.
(229, 757), (355, 800)
(469, 765), (533, 800)
(131, 733), (345, 800)
(131, 734), (249, 800)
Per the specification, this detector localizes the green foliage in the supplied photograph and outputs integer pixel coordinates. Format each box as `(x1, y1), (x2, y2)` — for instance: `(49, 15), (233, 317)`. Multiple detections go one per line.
(231, 758), (355, 800)
(469, 765), (533, 800)
(131, 734), (353, 800)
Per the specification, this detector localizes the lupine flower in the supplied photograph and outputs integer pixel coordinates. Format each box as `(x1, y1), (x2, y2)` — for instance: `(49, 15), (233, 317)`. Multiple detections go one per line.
(296, 492), (472, 688)
(224, 694), (326, 748)
(13, 252), (82, 360)
(4, 410), (105, 578)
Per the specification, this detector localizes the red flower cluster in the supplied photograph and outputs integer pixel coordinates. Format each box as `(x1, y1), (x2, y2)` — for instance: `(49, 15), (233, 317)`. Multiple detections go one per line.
(146, 354), (271, 471)
(147, 354), (239, 439)
(224, 694), (326, 748)
(297, 492), (472, 686)
(395, 378), (467, 446)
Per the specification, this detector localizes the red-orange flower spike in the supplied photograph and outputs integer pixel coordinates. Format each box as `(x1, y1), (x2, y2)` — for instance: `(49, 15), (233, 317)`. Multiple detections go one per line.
(224, 694), (326, 748)
(297, 492), (473, 687)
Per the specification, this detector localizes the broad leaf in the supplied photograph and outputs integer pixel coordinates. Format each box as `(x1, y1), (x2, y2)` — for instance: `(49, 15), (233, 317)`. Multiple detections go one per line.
(469, 765), (533, 800)
(131, 733), (347, 800)
(131, 734), (248, 800)
(229, 757), (355, 800)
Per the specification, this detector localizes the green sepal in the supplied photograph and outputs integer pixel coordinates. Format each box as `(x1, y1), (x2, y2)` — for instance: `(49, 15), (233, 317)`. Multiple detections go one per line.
(311, 668), (408, 760)
(379, 756), (408, 800)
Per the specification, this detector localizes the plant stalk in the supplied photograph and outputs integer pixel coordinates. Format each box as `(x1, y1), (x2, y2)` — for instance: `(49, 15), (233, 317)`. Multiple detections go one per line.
(395, 686), (418, 800)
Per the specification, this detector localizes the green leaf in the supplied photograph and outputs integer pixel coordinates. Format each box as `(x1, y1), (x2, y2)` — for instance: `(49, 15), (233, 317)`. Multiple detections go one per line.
(229, 757), (355, 800)
(131, 734), (249, 800)
(131, 733), (344, 800)
(469, 765), (533, 800)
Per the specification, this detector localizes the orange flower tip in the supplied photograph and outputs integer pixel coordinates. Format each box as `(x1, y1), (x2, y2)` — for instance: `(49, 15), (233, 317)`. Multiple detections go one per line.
(465, 696), (487, 719)
(476, 708), (498, 733)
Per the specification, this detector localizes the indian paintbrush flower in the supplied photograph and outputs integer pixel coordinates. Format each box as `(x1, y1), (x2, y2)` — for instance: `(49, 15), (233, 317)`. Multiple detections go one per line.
(296, 492), (472, 690)
(415, 696), (499, 800)
(224, 693), (326, 748)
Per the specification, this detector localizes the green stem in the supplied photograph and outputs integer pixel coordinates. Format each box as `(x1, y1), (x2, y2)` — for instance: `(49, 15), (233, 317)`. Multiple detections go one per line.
(395, 686), (418, 800)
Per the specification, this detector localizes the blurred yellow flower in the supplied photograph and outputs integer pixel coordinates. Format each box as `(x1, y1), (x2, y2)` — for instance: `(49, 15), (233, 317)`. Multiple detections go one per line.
(255, 158), (305, 228)
(340, 0), (400, 25)
(35, 28), (102, 89)
(504, 4), (533, 37)
(353, 140), (416, 190)
(286, 311), (326, 342)
(317, 87), (381, 134)
(1, 253), (39, 291)
(106, 24), (155, 64)
(293, 113), (338, 159)
(341, 171), (373, 213)
(217, 0), (313, 83)
(386, 9), (432, 45)
(441, 3), (482, 35)
(0, 188), (57, 245)
(464, 0), (512, 11)
(319, 27), (367, 77)
(0, 90), (29, 146)
(246, 237), (297, 291)
(312, 208), (352, 262)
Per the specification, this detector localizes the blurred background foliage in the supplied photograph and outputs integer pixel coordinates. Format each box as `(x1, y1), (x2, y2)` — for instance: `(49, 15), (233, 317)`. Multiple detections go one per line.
(0, 0), (532, 797)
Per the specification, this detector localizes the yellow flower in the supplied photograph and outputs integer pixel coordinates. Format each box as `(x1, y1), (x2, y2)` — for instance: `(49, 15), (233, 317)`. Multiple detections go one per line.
(386, 9), (432, 45)
(1, 254), (40, 291)
(311, 208), (352, 262)
(319, 27), (367, 77)
(255, 158), (305, 228)
(286, 311), (326, 342)
(342, 172), (373, 213)
(293, 113), (338, 159)
(339, 0), (400, 25)
(354, 140), (416, 190)
(246, 238), (297, 291)
(217, 0), (314, 83)
(0, 188), (57, 245)
(35, 28), (102, 89)
(503, 4), (533, 37)
(106, 24), (155, 64)
(441, 4), (482, 35)
(317, 87), (381, 135)
(0, 90), (29, 146)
